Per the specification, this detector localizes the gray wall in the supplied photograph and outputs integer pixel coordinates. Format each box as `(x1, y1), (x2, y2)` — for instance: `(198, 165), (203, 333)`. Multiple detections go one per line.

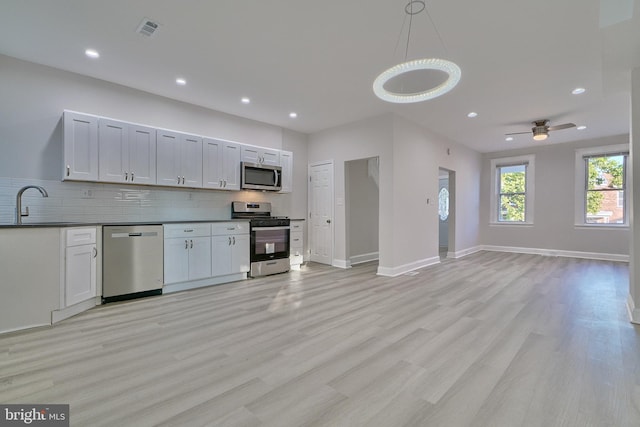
(480, 134), (629, 256)
(0, 54), (308, 223)
(346, 158), (379, 261)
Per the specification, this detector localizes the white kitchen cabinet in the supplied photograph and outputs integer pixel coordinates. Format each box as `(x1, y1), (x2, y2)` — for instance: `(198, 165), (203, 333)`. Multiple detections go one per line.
(203, 138), (241, 190)
(290, 220), (304, 270)
(98, 119), (157, 185)
(163, 223), (211, 284)
(63, 111), (99, 181)
(279, 150), (293, 193)
(211, 222), (250, 276)
(64, 228), (97, 307)
(156, 130), (203, 188)
(241, 144), (280, 166)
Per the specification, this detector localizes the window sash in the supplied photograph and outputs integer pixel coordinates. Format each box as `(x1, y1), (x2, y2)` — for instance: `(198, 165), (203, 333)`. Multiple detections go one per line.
(583, 154), (627, 224)
(497, 163), (527, 222)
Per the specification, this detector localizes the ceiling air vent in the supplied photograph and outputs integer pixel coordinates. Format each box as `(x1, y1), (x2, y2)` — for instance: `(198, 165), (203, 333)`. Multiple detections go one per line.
(136, 18), (159, 37)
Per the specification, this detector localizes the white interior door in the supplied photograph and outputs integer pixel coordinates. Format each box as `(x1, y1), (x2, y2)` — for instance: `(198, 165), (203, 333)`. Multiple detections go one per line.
(309, 161), (334, 265)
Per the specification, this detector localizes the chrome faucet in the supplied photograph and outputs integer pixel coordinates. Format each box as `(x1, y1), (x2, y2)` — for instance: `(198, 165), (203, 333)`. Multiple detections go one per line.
(16, 185), (49, 224)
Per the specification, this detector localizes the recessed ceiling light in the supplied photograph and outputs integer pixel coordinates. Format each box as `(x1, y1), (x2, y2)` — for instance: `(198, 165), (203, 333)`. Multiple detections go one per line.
(572, 87), (586, 95)
(505, 136), (514, 141)
(577, 125), (587, 130)
(175, 78), (187, 86)
(289, 112), (298, 118)
(467, 112), (478, 118)
(241, 97), (251, 104)
(85, 49), (100, 59)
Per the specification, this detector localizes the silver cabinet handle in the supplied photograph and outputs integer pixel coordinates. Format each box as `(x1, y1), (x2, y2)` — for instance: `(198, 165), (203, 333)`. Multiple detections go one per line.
(223, 180), (227, 188)
(185, 240), (188, 249)
(326, 219), (331, 224)
(219, 179), (223, 188)
(227, 227), (235, 231)
(177, 176), (181, 184)
(131, 172), (134, 181)
(190, 239), (193, 249)
(184, 229), (194, 233)
(182, 176), (185, 185)
(228, 237), (232, 245)
(92, 247), (98, 258)
(66, 165), (70, 177)
(233, 236), (236, 245)
(125, 172), (128, 181)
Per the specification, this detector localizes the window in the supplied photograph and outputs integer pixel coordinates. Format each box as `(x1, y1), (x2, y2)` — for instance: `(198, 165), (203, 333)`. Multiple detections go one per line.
(490, 155), (535, 224)
(574, 144), (629, 226)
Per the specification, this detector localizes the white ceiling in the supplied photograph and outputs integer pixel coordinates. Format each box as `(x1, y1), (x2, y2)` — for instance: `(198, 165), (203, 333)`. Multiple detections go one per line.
(1, 0), (638, 153)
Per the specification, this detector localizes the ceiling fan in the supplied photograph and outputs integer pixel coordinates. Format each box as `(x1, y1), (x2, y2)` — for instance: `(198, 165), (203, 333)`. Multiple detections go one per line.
(505, 120), (576, 141)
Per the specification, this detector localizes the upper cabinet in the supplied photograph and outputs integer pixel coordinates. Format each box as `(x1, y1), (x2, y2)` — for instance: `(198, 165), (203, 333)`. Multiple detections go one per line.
(203, 138), (241, 191)
(63, 111), (99, 182)
(279, 150), (293, 193)
(156, 130), (203, 188)
(241, 145), (280, 167)
(61, 111), (293, 193)
(98, 119), (156, 185)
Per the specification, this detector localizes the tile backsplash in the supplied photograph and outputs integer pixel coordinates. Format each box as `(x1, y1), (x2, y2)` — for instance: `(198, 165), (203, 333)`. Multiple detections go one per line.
(0, 177), (278, 224)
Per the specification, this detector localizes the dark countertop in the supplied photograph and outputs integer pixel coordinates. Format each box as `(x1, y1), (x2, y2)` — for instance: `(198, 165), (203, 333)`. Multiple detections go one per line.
(0, 219), (250, 229)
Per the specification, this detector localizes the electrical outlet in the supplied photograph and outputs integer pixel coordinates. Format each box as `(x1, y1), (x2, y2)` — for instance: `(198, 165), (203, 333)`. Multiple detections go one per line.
(81, 189), (94, 199)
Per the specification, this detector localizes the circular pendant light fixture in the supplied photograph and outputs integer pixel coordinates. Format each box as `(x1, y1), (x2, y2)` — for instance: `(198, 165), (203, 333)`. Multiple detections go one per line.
(373, 58), (461, 103)
(373, 1), (461, 103)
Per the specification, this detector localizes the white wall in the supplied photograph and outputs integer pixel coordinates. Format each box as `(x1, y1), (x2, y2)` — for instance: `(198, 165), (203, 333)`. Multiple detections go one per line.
(480, 134), (630, 258)
(308, 113), (482, 275)
(629, 67), (640, 323)
(0, 54), (308, 224)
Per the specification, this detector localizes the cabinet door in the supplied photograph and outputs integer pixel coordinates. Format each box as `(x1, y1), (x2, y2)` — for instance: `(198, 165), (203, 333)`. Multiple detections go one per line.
(63, 111), (99, 181)
(240, 145), (260, 164)
(279, 150), (293, 193)
(231, 234), (250, 273)
(188, 236), (211, 280)
(98, 118), (128, 183)
(203, 137), (223, 189)
(181, 134), (203, 188)
(129, 124), (156, 185)
(156, 130), (182, 187)
(65, 244), (97, 306)
(221, 142), (241, 190)
(261, 149), (280, 167)
(164, 237), (189, 284)
(212, 235), (233, 276)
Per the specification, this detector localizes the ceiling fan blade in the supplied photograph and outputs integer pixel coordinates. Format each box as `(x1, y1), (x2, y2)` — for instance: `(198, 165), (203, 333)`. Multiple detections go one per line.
(548, 123), (576, 131)
(504, 131), (532, 136)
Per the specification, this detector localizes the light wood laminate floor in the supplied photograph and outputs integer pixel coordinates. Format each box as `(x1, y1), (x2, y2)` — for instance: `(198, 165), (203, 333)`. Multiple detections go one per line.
(1, 251), (639, 426)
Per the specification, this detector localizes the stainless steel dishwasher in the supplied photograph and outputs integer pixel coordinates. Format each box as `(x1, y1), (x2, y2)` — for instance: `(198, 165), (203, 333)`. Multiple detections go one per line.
(102, 225), (164, 303)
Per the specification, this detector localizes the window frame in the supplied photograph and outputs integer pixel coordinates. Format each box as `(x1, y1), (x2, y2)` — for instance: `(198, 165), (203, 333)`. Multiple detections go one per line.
(574, 144), (629, 228)
(490, 154), (535, 225)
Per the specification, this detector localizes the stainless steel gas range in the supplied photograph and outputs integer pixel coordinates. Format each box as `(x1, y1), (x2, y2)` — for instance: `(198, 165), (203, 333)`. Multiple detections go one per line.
(231, 201), (290, 277)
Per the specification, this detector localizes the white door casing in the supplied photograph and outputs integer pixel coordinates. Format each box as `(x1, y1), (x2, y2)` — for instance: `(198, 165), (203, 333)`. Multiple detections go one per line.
(309, 161), (334, 265)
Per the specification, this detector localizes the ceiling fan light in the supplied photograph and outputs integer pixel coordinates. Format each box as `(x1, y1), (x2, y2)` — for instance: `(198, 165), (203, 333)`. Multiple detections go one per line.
(532, 132), (548, 141)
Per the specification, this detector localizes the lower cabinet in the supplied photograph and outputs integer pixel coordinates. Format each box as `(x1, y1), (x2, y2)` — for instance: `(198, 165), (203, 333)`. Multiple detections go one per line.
(290, 220), (304, 270)
(64, 228), (97, 307)
(163, 223), (212, 284)
(163, 222), (249, 292)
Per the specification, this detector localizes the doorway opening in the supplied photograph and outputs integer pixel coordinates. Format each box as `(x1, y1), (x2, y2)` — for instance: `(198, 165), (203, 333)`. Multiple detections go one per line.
(439, 168), (455, 259)
(346, 157), (379, 266)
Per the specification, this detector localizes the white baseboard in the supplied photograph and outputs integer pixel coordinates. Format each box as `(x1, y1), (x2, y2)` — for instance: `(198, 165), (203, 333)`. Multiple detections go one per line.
(628, 294), (640, 324)
(481, 245), (629, 263)
(332, 259), (351, 269)
(377, 256), (440, 277)
(350, 252), (379, 265)
(448, 246), (483, 259)
(51, 297), (100, 324)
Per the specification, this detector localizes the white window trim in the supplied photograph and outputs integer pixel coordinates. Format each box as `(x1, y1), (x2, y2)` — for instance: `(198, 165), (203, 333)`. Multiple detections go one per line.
(490, 154), (535, 225)
(574, 143), (629, 228)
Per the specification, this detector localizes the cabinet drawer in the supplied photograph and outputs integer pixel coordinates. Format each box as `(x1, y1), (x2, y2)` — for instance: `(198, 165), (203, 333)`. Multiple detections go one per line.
(164, 223), (211, 238)
(290, 231), (303, 249)
(66, 227), (97, 246)
(211, 222), (249, 236)
(290, 221), (304, 232)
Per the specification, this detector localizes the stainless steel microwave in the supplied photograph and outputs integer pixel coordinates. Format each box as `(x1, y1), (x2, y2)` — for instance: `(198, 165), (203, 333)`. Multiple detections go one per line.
(241, 162), (282, 191)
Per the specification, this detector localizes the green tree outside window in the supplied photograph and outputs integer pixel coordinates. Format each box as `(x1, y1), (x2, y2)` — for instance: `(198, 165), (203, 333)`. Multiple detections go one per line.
(585, 155), (625, 223)
(498, 164), (526, 222)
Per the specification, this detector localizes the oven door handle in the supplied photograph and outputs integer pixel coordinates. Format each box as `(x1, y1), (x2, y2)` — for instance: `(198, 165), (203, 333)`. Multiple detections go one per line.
(251, 226), (290, 231)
